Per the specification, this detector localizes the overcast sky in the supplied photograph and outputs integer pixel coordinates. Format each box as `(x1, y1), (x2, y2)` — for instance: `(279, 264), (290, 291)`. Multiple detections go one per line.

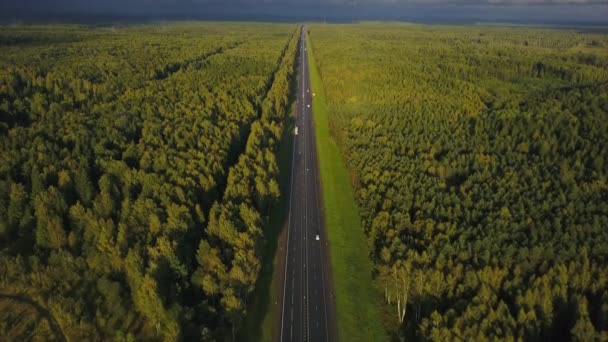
(1, 0), (607, 24)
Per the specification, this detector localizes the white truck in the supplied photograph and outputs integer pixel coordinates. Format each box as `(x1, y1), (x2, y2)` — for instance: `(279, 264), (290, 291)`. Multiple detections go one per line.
(294, 126), (298, 135)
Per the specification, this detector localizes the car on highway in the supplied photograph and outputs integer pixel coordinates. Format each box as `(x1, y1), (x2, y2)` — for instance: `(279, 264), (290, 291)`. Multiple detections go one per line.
(315, 234), (320, 241)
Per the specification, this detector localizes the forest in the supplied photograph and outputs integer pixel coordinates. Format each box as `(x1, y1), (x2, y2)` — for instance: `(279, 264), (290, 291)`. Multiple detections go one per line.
(0, 23), (298, 340)
(308, 23), (608, 340)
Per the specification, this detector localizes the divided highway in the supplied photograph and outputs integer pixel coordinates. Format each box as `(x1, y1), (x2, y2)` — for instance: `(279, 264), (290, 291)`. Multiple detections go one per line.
(278, 28), (335, 342)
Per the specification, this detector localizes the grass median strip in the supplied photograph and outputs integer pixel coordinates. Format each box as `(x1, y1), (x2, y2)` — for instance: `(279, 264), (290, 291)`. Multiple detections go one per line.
(306, 33), (388, 342)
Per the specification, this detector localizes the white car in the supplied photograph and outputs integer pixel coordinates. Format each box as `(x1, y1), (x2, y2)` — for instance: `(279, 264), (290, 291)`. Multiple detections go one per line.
(307, 104), (310, 108)
(294, 126), (298, 135)
(315, 234), (320, 241)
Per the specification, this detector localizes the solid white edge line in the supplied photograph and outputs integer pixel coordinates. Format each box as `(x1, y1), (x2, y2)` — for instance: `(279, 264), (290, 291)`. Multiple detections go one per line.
(280, 28), (301, 342)
(303, 35), (311, 342)
(306, 29), (331, 342)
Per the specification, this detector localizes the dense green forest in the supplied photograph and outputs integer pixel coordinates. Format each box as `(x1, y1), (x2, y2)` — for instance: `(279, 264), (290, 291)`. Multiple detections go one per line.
(0, 23), (298, 340)
(308, 24), (608, 340)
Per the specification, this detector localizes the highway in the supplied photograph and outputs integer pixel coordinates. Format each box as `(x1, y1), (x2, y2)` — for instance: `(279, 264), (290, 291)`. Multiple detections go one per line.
(278, 27), (335, 342)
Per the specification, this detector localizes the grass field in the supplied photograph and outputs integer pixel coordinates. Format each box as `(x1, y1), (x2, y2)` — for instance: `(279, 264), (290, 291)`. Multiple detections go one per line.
(306, 32), (388, 342)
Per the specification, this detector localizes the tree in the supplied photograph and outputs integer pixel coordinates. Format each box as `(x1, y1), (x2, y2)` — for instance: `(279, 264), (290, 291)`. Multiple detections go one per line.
(571, 297), (598, 341)
(34, 186), (67, 249)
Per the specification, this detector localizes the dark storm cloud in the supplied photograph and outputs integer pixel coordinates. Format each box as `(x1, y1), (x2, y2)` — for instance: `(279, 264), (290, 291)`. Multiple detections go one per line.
(369, 0), (606, 3)
(4, 0), (608, 8)
(1, 0), (607, 24)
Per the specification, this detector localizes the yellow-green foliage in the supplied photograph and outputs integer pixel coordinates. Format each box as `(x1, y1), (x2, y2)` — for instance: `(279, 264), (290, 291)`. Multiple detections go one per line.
(0, 22), (298, 340)
(309, 23), (608, 340)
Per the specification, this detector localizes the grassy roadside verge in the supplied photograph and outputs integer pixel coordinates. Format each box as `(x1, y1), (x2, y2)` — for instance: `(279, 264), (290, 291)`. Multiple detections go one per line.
(306, 33), (388, 341)
(239, 54), (299, 342)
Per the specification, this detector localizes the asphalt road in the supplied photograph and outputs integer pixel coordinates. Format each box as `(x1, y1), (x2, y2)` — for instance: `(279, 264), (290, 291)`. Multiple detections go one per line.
(279, 28), (335, 342)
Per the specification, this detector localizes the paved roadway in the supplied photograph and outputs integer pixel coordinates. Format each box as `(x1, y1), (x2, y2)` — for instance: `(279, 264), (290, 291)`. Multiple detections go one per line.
(279, 27), (334, 342)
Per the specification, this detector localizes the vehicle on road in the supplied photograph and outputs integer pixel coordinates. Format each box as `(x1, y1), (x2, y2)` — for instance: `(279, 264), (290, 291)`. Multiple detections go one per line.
(315, 234), (320, 241)
(295, 126), (298, 135)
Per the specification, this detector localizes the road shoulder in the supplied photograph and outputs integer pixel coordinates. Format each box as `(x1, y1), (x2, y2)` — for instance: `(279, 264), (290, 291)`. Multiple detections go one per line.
(305, 31), (389, 342)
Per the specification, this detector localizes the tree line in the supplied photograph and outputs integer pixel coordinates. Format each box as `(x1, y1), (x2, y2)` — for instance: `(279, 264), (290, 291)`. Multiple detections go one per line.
(309, 24), (608, 340)
(0, 23), (298, 340)
(192, 27), (299, 340)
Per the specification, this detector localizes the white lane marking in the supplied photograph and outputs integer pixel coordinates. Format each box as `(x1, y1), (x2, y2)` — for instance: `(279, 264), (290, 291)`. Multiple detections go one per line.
(279, 32), (301, 342)
(305, 30), (331, 341)
(303, 36), (310, 342)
